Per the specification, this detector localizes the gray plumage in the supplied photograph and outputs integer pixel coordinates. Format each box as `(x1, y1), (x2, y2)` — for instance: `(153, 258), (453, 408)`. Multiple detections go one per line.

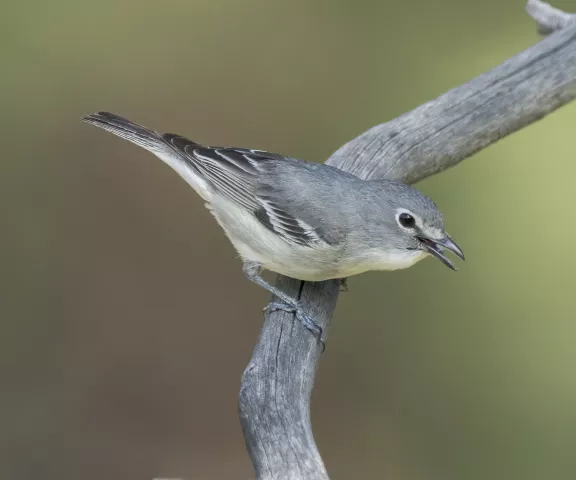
(81, 112), (464, 343)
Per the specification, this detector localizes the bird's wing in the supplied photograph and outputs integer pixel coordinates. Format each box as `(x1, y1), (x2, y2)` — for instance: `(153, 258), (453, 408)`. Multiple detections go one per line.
(163, 134), (262, 211)
(252, 194), (330, 247)
(81, 112), (334, 248)
(163, 139), (330, 247)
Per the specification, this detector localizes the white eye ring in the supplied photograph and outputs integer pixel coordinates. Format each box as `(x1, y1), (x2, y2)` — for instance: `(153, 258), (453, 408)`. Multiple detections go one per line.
(396, 210), (418, 230)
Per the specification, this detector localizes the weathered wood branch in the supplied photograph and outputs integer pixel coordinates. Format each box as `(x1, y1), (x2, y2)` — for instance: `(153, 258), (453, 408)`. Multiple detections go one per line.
(526, 0), (575, 34)
(238, 2), (576, 479)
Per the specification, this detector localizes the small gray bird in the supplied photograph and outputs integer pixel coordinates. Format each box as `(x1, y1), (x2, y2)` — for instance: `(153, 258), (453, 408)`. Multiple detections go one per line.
(82, 112), (464, 342)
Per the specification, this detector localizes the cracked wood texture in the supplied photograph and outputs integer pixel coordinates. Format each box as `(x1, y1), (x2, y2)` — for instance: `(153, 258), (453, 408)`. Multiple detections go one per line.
(238, 2), (576, 479)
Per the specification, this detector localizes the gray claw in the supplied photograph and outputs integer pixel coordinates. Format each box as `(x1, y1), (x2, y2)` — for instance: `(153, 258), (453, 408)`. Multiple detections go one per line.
(265, 301), (325, 352)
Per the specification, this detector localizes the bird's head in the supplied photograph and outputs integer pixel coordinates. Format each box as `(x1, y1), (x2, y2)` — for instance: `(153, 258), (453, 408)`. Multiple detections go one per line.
(375, 181), (465, 270)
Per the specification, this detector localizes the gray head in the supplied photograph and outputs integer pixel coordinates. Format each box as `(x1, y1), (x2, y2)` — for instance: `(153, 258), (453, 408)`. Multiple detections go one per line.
(366, 180), (464, 270)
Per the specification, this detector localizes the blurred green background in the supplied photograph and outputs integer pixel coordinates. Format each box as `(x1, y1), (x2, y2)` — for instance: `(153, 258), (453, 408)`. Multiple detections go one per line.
(3, 0), (576, 479)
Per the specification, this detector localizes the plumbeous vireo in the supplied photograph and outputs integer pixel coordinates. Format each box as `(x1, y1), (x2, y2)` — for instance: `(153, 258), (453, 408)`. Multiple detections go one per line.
(82, 112), (464, 343)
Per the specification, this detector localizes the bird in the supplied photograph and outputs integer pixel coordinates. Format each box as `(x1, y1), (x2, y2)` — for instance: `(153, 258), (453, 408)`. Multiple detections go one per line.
(81, 112), (464, 345)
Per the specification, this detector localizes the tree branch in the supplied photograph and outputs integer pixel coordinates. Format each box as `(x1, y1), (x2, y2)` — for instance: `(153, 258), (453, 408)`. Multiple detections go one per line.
(239, 2), (576, 479)
(526, 0), (575, 34)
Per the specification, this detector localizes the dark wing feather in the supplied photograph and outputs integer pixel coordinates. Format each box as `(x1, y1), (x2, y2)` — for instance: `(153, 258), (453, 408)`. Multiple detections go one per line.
(161, 139), (328, 247)
(254, 202), (320, 247)
(162, 136), (259, 211)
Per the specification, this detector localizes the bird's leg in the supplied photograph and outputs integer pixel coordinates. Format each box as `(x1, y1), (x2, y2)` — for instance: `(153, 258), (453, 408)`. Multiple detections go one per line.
(264, 302), (324, 352)
(242, 261), (324, 348)
(339, 277), (349, 292)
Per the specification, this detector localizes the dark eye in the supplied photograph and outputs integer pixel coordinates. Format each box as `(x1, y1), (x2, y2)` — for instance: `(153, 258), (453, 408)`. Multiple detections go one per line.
(398, 212), (416, 228)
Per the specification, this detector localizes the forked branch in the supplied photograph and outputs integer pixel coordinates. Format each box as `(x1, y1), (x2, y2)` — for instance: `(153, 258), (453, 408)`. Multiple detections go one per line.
(238, 2), (576, 479)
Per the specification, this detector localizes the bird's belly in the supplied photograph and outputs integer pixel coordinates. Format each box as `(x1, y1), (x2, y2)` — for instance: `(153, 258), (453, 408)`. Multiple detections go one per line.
(264, 249), (427, 281)
(234, 235), (344, 281)
(262, 252), (344, 281)
(208, 199), (343, 281)
(349, 249), (428, 272)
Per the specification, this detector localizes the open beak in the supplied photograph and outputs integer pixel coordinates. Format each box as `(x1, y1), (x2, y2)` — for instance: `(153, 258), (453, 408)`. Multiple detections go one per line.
(417, 235), (465, 271)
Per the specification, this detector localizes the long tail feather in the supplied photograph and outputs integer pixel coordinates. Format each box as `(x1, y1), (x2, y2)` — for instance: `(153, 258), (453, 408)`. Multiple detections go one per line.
(81, 112), (164, 151)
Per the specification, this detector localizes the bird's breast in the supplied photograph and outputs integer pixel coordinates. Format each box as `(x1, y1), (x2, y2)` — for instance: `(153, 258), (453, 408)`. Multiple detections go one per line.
(336, 248), (428, 276)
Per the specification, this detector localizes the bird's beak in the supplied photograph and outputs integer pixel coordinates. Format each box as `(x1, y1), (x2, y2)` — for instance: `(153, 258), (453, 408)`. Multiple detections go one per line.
(417, 235), (465, 271)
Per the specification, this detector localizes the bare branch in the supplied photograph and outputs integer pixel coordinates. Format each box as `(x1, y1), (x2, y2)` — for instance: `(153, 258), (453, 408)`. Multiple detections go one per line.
(526, 0), (575, 34)
(239, 2), (576, 479)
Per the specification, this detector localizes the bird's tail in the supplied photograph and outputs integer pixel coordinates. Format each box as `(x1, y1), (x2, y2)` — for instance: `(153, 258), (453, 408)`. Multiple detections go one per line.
(81, 111), (165, 152)
(82, 111), (214, 200)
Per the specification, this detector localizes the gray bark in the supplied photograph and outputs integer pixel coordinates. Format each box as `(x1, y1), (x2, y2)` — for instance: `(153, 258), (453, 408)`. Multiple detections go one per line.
(238, 2), (576, 479)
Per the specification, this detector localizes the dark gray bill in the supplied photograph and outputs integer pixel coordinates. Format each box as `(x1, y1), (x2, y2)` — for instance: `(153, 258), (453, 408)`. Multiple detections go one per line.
(418, 236), (464, 271)
(435, 235), (465, 260)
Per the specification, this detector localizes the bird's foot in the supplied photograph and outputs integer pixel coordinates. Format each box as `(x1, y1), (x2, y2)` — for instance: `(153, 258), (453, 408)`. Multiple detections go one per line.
(339, 277), (349, 292)
(265, 301), (325, 352)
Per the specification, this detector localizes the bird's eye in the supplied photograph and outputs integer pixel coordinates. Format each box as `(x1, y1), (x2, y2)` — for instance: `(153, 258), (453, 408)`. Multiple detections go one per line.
(398, 212), (416, 228)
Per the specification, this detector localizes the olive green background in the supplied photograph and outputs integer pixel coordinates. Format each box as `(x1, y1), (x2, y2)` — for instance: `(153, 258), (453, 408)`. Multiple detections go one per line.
(3, 1), (576, 479)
